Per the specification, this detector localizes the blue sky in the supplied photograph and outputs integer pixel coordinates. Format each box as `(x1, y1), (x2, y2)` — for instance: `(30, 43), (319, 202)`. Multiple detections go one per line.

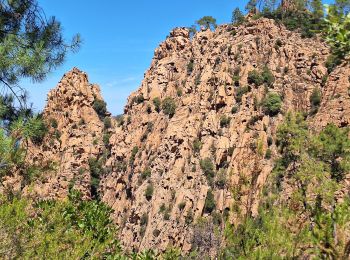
(23, 0), (247, 115)
(24, 0), (333, 115)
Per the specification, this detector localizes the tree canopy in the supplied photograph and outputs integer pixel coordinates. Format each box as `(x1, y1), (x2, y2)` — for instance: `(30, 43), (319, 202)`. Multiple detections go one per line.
(196, 16), (217, 31)
(0, 0), (81, 104)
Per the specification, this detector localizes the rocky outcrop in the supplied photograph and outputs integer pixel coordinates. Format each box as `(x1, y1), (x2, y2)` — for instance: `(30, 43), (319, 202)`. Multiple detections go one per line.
(25, 68), (108, 199)
(16, 17), (350, 254)
(99, 18), (334, 252)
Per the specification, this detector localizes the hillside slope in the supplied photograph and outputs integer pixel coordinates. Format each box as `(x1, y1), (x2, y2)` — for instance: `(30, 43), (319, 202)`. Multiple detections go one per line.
(19, 17), (350, 254)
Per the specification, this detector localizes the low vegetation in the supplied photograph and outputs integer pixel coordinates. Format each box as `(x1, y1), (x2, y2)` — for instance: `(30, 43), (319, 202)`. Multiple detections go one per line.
(262, 92), (282, 116)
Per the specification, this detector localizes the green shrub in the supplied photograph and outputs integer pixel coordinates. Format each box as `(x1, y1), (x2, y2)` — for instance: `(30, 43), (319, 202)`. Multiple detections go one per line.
(200, 158), (215, 183)
(215, 169), (227, 189)
(325, 54), (342, 73)
(132, 94), (145, 105)
(141, 168), (151, 180)
(159, 203), (166, 213)
(310, 88), (321, 108)
(103, 117), (112, 129)
(212, 212), (223, 226)
(146, 105), (152, 114)
(193, 138), (202, 154)
(220, 115), (231, 128)
(185, 209), (194, 225)
(228, 146), (235, 156)
(146, 122), (154, 133)
(310, 88), (321, 115)
(153, 97), (161, 112)
(93, 99), (107, 118)
(162, 97), (177, 117)
(261, 66), (275, 86)
(248, 70), (264, 86)
(204, 189), (216, 213)
(235, 86), (251, 103)
(265, 148), (272, 159)
(115, 115), (124, 126)
(153, 229), (161, 237)
(231, 106), (238, 114)
(176, 88), (183, 97)
(164, 211), (170, 220)
(0, 190), (119, 259)
(267, 136), (273, 146)
(140, 213), (148, 226)
(275, 38), (283, 48)
(103, 133), (111, 146)
(50, 118), (58, 129)
(129, 146), (139, 166)
(262, 92), (282, 116)
(78, 118), (85, 126)
(145, 184), (154, 201)
(187, 59), (194, 75)
(178, 201), (186, 211)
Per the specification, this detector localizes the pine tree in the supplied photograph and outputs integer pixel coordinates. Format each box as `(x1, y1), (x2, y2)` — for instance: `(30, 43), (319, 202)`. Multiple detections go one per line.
(245, 0), (258, 13)
(0, 0), (81, 105)
(232, 8), (245, 24)
(311, 0), (324, 19)
(196, 16), (217, 31)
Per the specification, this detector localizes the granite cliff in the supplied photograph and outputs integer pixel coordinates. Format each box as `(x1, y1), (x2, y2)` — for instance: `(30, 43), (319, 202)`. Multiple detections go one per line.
(16, 17), (350, 253)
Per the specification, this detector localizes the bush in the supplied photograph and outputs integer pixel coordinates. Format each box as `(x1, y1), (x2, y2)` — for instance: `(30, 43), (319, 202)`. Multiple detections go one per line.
(50, 118), (58, 129)
(93, 99), (107, 118)
(187, 59), (194, 75)
(200, 158), (215, 183)
(140, 213), (148, 226)
(215, 169), (227, 189)
(141, 168), (151, 180)
(115, 115), (124, 126)
(185, 209), (194, 225)
(267, 136), (273, 146)
(162, 97), (177, 117)
(220, 115), (231, 128)
(261, 66), (275, 86)
(235, 86), (251, 103)
(103, 133), (111, 146)
(176, 88), (183, 97)
(178, 201), (186, 211)
(129, 146), (139, 166)
(231, 106), (238, 114)
(146, 105), (152, 114)
(193, 138), (202, 154)
(325, 54), (342, 73)
(153, 229), (161, 237)
(103, 117), (112, 129)
(0, 190), (119, 259)
(248, 70), (264, 86)
(78, 118), (85, 126)
(265, 148), (272, 159)
(132, 94), (145, 105)
(145, 184), (154, 201)
(275, 38), (283, 48)
(262, 93), (282, 116)
(153, 97), (161, 112)
(204, 189), (216, 213)
(309, 88), (321, 115)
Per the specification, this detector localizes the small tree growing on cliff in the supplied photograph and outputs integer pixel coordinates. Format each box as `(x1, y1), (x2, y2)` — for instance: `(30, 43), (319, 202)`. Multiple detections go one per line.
(232, 8), (245, 25)
(196, 16), (217, 31)
(162, 97), (177, 117)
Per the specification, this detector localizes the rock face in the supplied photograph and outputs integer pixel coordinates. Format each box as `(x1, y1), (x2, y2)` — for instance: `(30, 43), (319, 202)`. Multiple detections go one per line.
(21, 18), (350, 253)
(100, 18), (332, 252)
(25, 68), (107, 199)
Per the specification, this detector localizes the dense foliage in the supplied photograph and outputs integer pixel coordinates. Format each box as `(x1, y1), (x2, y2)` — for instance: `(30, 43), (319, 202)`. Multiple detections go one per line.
(223, 114), (350, 259)
(1, 0), (350, 259)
